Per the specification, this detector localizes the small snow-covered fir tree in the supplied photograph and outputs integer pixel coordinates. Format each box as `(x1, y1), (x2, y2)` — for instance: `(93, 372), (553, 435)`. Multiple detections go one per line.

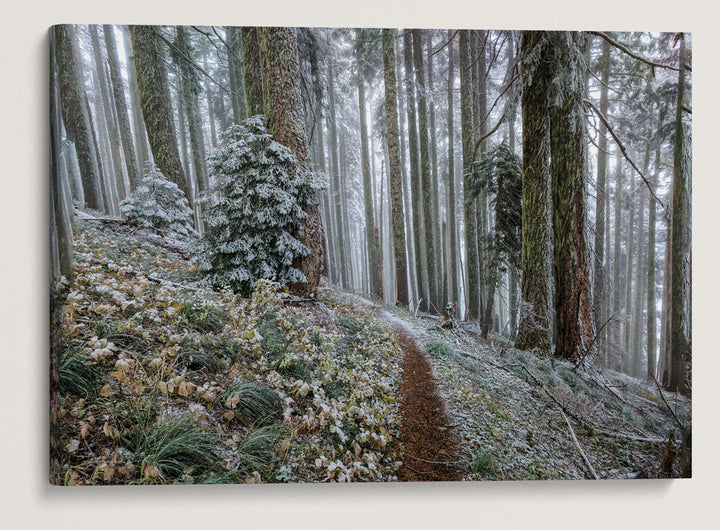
(197, 116), (320, 294)
(119, 163), (196, 237)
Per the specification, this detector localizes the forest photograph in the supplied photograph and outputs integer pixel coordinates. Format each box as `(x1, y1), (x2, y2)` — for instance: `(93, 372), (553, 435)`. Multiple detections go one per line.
(49, 24), (691, 485)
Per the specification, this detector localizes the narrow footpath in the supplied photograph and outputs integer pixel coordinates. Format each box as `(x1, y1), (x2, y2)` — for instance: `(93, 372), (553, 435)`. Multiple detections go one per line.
(390, 322), (461, 481)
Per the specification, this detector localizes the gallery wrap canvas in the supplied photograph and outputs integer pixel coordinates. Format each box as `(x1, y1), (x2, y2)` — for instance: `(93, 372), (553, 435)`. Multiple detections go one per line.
(49, 24), (691, 485)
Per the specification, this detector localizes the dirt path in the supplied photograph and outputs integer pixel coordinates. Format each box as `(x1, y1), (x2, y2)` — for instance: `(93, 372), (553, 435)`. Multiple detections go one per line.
(390, 322), (462, 481)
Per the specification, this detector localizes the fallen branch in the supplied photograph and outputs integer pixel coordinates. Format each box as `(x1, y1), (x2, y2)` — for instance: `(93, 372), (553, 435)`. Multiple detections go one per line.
(560, 409), (599, 480)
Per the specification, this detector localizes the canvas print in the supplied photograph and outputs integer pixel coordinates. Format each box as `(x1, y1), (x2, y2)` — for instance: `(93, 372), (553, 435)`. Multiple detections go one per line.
(49, 25), (691, 485)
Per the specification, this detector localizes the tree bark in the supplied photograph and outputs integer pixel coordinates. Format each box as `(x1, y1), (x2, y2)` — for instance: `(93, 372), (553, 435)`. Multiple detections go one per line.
(382, 29), (409, 307)
(404, 30), (429, 312)
(669, 33), (691, 395)
(459, 30), (480, 321)
(257, 26), (326, 295)
(104, 25), (141, 190)
(446, 30), (459, 308)
(356, 29), (382, 298)
(413, 29), (438, 313)
(55, 24), (102, 210)
(593, 39), (610, 362)
(548, 31), (594, 361)
(130, 25), (188, 199)
(241, 27), (264, 117)
(515, 31), (551, 352)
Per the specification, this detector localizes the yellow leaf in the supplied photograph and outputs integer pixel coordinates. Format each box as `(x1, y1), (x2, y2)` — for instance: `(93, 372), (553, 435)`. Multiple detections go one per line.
(144, 462), (162, 481)
(79, 422), (91, 439)
(158, 381), (168, 394)
(178, 381), (194, 397)
(222, 411), (235, 422)
(99, 384), (113, 397)
(103, 422), (117, 439)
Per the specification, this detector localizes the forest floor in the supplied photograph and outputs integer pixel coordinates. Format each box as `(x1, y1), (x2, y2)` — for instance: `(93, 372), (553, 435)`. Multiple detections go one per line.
(50, 217), (691, 484)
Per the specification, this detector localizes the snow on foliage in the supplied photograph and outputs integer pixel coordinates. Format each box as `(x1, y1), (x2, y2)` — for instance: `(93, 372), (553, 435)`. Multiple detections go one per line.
(197, 116), (321, 294)
(119, 163), (196, 238)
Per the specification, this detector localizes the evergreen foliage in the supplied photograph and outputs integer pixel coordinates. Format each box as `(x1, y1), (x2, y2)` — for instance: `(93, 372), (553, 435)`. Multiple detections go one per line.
(197, 116), (321, 294)
(468, 141), (522, 272)
(119, 163), (196, 237)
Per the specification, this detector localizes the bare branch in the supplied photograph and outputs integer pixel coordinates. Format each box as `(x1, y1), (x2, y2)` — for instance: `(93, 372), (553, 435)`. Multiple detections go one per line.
(590, 31), (680, 72)
(584, 98), (670, 216)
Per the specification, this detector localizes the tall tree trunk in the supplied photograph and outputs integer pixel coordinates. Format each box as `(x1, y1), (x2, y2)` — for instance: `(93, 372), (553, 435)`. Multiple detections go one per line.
(646, 140), (660, 380)
(203, 56), (218, 147)
(404, 30), (429, 312)
(623, 173), (636, 370)
(446, 30), (459, 308)
(241, 27), (264, 117)
(130, 25), (188, 199)
(631, 168), (647, 376)
(593, 39), (610, 362)
(327, 61), (347, 288)
(89, 25), (126, 206)
(55, 24), (102, 210)
(121, 25), (151, 173)
(548, 31), (594, 361)
(515, 31), (551, 352)
(356, 29), (382, 298)
(413, 29), (438, 313)
(226, 26), (248, 123)
(669, 33), (691, 395)
(257, 26), (326, 296)
(427, 32), (442, 305)
(83, 92), (110, 214)
(382, 29), (409, 307)
(50, 27), (74, 281)
(104, 24), (140, 190)
(459, 30), (480, 321)
(176, 27), (209, 196)
(612, 153), (623, 369)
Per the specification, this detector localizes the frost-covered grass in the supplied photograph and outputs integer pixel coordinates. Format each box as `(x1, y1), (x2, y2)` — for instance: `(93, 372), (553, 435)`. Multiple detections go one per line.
(51, 221), (403, 485)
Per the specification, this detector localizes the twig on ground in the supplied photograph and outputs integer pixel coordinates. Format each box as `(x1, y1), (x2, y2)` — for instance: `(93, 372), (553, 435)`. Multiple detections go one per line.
(559, 409), (599, 480)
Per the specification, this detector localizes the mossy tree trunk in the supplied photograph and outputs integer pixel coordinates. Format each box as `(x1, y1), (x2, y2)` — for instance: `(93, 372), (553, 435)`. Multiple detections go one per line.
(413, 29), (438, 314)
(593, 39), (610, 362)
(548, 31), (594, 361)
(356, 29), (382, 298)
(403, 30), (429, 313)
(241, 27), (264, 117)
(669, 33), (691, 395)
(121, 25), (151, 173)
(446, 30), (459, 309)
(104, 25), (140, 191)
(515, 31), (551, 353)
(55, 24), (102, 211)
(257, 26), (326, 296)
(130, 25), (188, 199)
(459, 30), (479, 321)
(382, 28), (409, 307)
(226, 26), (248, 123)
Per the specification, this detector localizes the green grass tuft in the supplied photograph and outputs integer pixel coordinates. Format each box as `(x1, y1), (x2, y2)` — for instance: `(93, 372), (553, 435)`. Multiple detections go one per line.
(223, 382), (284, 426)
(235, 424), (286, 478)
(257, 312), (287, 358)
(338, 316), (361, 334)
(58, 350), (103, 398)
(133, 413), (222, 482)
(424, 339), (454, 358)
(179, 301), (227, 333)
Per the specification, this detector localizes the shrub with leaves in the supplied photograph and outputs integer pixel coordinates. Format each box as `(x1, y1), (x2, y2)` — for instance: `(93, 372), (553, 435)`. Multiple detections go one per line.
(119, 163), (196, 238)
(197, 116), (322, 294)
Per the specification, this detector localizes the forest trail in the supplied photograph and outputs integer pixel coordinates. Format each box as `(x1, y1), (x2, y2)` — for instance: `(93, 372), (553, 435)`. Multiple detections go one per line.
(388, 316), (462, 481)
